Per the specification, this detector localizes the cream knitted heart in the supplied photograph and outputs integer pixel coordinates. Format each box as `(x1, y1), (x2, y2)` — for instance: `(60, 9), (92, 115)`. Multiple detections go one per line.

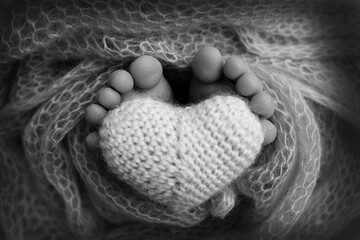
(99, 94), (264, 214)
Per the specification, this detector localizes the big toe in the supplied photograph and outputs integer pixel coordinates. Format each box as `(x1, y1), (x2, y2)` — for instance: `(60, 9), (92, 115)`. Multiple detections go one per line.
(129, 55), (173, 101)
(192, 46), (223, 83)
(129, 55), (163, 90)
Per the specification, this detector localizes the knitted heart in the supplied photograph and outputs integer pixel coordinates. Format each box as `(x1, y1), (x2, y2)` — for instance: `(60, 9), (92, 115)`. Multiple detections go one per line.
(99, 94), (264, 214)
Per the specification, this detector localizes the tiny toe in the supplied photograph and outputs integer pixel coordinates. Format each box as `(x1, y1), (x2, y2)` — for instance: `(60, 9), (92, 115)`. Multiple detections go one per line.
(260, 119), (277, 145)
(85, 104), (107, 125)
(236, 72), (262, 97)
(250, 92), (275, 118)
(223, 56), (248, 80)
(192, 46), (223, 83)
(129, 55), (162, 89)
(109, 70), (134, 93)
(86, 132), (100, 148)
(97, 87), (121, 109)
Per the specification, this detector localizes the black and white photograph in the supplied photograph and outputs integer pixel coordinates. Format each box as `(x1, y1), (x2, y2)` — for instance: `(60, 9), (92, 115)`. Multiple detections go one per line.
(0, 0), (359, 239)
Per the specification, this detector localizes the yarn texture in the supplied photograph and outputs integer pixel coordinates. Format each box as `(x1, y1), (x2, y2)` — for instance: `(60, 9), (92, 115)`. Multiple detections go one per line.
(99, 95), (264, 216)
(1, 0), (360, 240)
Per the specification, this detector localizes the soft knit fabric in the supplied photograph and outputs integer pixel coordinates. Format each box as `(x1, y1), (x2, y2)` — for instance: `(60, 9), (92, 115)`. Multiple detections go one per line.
(1, 0), (360, 240)
(99, 95), (264, 217)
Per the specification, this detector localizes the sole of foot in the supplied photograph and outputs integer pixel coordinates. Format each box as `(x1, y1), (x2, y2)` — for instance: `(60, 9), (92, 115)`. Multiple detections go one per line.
(85, 47), (277, 148)
(190, 46), (277, 145)
(84, 55), (174, 148)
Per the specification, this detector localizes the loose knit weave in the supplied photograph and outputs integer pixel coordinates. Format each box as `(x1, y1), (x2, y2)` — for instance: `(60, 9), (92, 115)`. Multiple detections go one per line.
(1, 0), (360, 240)
(99, 95), (264, 216)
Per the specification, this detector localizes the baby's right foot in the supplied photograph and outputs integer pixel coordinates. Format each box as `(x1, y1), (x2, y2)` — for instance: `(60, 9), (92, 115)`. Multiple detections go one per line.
(84, 55), (174, 148)
(190, 46), (277, 145)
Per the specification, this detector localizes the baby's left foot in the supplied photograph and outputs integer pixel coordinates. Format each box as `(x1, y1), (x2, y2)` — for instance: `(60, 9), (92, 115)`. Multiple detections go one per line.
(190, 46), (277, 145)
(84, 55), (173, 148)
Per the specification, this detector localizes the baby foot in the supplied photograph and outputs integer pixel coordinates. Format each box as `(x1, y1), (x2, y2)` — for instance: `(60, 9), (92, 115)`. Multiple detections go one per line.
(84, 55), (173, 148)
(190, 46), (277, 145)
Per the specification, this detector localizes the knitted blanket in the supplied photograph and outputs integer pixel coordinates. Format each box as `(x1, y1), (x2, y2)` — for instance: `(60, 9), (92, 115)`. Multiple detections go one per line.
(0, 0), (360, 239)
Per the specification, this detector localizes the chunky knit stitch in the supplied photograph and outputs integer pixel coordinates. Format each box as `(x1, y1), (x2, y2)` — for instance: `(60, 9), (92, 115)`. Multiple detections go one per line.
(2, 0), (360, 239)
(99, 95), (264, 215)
